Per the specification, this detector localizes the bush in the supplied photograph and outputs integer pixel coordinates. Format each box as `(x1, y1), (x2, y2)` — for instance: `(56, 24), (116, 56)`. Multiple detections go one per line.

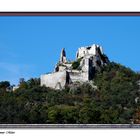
(72, 57), (83, 70)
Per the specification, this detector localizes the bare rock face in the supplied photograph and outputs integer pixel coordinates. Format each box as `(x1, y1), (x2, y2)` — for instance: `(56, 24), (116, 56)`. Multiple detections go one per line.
(41, 44), (109, 89)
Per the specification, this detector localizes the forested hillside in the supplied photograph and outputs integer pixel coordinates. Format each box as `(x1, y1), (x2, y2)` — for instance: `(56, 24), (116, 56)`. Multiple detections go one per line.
(0, 62), (140, 124)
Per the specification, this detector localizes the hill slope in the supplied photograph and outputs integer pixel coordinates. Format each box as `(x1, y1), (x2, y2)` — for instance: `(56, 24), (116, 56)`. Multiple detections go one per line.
(0, 62), (140, 124)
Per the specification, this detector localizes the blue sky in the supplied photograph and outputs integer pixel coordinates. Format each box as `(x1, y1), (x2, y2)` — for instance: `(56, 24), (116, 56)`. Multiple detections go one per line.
(0, 16), (140, 85)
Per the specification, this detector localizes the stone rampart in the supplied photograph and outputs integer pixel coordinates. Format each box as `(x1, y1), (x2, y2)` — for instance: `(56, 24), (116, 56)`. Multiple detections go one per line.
(41, 71), (67, 89)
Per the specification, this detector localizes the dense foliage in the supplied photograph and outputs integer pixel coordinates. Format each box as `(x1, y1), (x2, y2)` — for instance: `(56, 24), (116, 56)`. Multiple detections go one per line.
(72, 57), (83, 70)
(0, 62), (140, 124)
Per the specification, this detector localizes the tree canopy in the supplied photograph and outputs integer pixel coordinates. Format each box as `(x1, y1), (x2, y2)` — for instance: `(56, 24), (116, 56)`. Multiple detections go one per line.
(0, 62), (140, 124)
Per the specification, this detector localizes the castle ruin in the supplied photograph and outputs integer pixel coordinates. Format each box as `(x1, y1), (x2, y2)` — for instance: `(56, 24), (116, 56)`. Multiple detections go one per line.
(40, 44), (109, 89)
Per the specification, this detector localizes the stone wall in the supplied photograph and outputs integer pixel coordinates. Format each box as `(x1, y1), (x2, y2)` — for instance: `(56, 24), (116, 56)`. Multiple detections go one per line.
(69, 70), (88, 83)
(40, 71), (67, 89)
(76, 44), (103, 59)
(40, 70), (89, 89)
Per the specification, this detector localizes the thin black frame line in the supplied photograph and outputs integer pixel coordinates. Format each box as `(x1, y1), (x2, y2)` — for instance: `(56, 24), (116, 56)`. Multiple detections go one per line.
(1, 12), (140, 16)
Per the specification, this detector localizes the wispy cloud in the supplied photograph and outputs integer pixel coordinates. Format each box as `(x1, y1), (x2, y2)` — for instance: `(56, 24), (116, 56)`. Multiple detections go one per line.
(0, 62), (34, 85)
(0, 62), (20, 74)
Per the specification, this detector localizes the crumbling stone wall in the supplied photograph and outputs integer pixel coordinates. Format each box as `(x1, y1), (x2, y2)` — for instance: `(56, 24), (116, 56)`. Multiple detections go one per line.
(41, 71), (68, 89)
(76, 44), (103, 59)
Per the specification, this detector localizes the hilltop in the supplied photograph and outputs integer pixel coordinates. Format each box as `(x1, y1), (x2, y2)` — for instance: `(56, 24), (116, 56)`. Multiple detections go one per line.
(41, 44), (109, 89)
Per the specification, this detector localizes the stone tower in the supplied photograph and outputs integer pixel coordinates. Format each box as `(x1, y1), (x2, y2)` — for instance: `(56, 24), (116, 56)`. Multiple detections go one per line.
(60, 48), (67, 63)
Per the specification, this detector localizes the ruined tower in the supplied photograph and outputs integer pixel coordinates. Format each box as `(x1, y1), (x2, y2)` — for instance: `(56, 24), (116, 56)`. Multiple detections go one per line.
(60, 48), (67, 63)
(41, 44), (109, 89)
